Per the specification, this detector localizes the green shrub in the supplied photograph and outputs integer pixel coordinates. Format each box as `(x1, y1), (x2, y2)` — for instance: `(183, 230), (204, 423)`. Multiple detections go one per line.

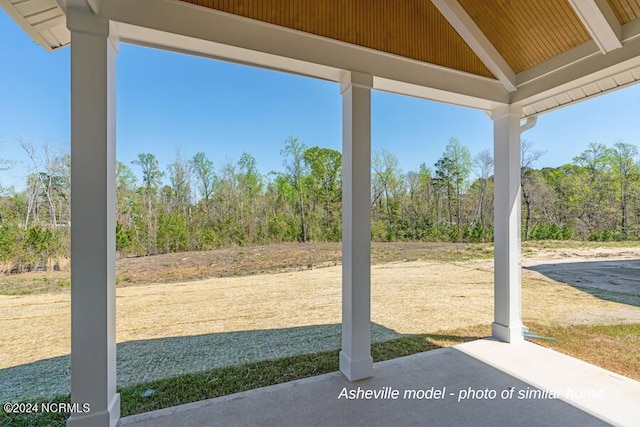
(116, 222), (135, 254)
(0, 224), (19, 262)
(25, 226), (60, 265)
(529, 223), (572, 240)
(464, 222), (488, 243)
(157, 213), (189, 253)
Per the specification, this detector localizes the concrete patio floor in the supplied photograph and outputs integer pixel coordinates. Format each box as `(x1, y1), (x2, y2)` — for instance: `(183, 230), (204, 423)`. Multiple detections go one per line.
(118, 339), (640, 427)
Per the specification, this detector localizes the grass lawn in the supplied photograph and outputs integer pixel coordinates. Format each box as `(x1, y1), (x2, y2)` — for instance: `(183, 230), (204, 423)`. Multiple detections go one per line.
(2, 322), (638, 427)
(2, 241), (639, 425)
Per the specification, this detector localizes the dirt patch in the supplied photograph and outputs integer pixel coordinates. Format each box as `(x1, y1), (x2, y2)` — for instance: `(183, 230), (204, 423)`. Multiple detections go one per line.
(114, 241), (491, 286)
(5, 241), (640, 294)
(0, 242), (493, 295)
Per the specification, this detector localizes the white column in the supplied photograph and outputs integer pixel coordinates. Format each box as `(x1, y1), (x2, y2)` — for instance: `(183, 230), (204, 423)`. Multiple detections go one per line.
(340, 71), (374, 381)
(67, 9), (120, 427)
(492, 104), (531, 343)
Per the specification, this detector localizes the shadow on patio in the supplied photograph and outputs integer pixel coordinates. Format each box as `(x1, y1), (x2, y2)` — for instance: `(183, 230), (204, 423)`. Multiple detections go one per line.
(118, 339), (639, 427)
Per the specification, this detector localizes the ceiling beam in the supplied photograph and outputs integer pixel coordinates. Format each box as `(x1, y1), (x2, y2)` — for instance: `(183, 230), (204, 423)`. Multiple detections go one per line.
(568, 0), (622, 53)
(431, 0), (516, 92)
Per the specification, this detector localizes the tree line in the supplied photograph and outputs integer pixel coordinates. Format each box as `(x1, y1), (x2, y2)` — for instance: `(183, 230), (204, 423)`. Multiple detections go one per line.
(1, 136), (640, 271)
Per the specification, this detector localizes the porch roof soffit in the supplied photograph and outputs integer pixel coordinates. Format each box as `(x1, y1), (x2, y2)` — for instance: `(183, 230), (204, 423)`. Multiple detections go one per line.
(0, 0), (69, 51)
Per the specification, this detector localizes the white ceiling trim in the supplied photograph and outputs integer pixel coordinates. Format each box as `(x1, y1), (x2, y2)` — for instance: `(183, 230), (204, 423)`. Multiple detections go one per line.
(100, 0), (509, 110)
(568, 0), (622, 53)
(431, 0), (517, 92)
(113, 22), (341, 83)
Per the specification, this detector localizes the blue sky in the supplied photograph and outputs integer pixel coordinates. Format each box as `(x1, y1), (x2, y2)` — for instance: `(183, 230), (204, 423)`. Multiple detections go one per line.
(2, 8), (640, 192)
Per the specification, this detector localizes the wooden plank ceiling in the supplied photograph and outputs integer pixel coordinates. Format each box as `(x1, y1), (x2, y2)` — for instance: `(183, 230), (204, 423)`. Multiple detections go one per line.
(181, 0), (495, 78)
(179, 0), (640, 80)
(457, 0), (591, 74)
(608, 0), (640, 24)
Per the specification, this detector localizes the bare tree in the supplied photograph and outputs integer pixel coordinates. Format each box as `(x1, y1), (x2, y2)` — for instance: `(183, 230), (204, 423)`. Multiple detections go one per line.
(168, 147), (193, 216)
(190, 152), (216, 215)
(132, 153), (164, 254)
(521, 140), (545, 240)
(372, 149), (404, 239)
(610, 141), (639, 238)
(435, 138), (471, 239)
(0, 141), (14, 196)
(20, 140), (58, 230)
(281, 136), (309, 242)
(472, 149), (493, 226)
(572, 142), (613, 233)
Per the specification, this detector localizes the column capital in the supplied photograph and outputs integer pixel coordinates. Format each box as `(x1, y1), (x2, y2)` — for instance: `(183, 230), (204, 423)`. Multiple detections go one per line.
(340, 71), (373, 94)
(66, 7), (111, 38)
(490, 104), (523, 121)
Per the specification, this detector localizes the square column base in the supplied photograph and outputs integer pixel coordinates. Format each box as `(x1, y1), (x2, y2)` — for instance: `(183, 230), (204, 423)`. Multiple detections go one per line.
(67, 393), (120, 427)
(340, 351), (374, 381)
(492, 322), (524, 343)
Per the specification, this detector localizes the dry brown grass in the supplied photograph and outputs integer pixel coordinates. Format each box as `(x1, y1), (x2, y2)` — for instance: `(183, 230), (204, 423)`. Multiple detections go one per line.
(2, 258), (639, 370)
(418, 322), (640, 381)
(517, 322), (640, 381)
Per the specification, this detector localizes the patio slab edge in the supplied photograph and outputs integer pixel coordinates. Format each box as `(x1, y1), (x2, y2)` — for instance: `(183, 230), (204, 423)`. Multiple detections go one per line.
(455, 338), (640, 427)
